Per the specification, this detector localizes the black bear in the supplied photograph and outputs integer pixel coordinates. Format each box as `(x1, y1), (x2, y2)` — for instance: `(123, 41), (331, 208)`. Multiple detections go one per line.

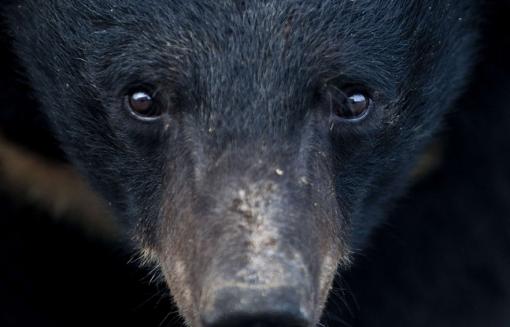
(4, 1), (498, 326)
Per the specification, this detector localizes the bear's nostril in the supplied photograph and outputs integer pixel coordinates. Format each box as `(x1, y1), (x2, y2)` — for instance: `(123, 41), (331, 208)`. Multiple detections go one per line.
(201, 286), (313, 327)
(204, 312), (310, 327)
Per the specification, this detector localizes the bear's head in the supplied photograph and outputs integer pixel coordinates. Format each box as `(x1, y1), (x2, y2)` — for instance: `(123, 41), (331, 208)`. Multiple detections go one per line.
(8, 1), (477, 326)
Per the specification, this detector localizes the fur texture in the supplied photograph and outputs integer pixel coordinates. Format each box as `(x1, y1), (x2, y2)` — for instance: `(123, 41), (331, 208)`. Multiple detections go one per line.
(4, 1), (484, 325)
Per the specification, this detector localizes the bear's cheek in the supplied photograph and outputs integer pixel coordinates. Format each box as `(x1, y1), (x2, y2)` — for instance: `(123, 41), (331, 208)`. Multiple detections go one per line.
(161, 258), (198, 324)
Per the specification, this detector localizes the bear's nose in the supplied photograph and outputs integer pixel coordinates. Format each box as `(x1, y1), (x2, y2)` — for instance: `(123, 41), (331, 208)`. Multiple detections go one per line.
(201, 286), (313, 327)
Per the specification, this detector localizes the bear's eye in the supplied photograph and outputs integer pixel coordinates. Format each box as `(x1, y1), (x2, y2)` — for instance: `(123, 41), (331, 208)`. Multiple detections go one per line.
(125, 90), (162, 120)
(333, 89), (372, 121)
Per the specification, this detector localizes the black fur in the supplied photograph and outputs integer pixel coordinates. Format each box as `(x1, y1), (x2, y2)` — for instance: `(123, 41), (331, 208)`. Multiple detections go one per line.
(3, 0), (501, 326)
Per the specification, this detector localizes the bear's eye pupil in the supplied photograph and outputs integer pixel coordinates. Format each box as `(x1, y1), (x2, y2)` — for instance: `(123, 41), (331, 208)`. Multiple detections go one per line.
(129, 91), (153, 114)
(334, 91), (371, 120)
(348, 94), (368, 113)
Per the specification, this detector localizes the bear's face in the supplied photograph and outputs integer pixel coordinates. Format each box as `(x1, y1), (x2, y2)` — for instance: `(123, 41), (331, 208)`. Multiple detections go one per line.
(9, 1), (477, 326)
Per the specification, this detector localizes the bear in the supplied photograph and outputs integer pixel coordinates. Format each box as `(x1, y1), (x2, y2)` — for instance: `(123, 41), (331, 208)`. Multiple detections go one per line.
(4, 0), (503, 326)
(325, 1), (510, 326)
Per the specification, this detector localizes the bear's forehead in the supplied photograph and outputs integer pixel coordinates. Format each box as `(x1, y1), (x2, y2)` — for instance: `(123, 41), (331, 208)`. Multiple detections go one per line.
(89, 1), (413, 96)
(96, 1), (408, 56)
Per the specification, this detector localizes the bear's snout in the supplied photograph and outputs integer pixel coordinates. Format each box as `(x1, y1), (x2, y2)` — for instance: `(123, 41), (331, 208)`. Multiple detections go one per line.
(199, 264), (313, 327)
(157, 167), (343, 326)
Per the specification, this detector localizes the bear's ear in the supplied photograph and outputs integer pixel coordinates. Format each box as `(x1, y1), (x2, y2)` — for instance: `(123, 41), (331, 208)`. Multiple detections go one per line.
(0, 12), (55, 158)
(4, 1), (95, 73)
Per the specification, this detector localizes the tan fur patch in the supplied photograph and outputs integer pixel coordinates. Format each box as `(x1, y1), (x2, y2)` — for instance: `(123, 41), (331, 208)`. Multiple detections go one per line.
(0, 135), (119, 239)
(411, 140), (443, 181)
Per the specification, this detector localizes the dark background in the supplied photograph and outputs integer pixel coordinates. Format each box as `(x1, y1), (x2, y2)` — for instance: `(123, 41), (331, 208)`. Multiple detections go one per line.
(1, 1), (509, 326)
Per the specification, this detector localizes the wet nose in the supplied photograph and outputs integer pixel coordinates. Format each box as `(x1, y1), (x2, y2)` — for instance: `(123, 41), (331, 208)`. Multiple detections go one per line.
(201, 286), (313, 327)
(205, 313), (309, 327)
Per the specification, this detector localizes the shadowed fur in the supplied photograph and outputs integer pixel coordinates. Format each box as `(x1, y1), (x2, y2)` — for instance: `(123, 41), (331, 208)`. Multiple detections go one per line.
(6, 1), (479, 326)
